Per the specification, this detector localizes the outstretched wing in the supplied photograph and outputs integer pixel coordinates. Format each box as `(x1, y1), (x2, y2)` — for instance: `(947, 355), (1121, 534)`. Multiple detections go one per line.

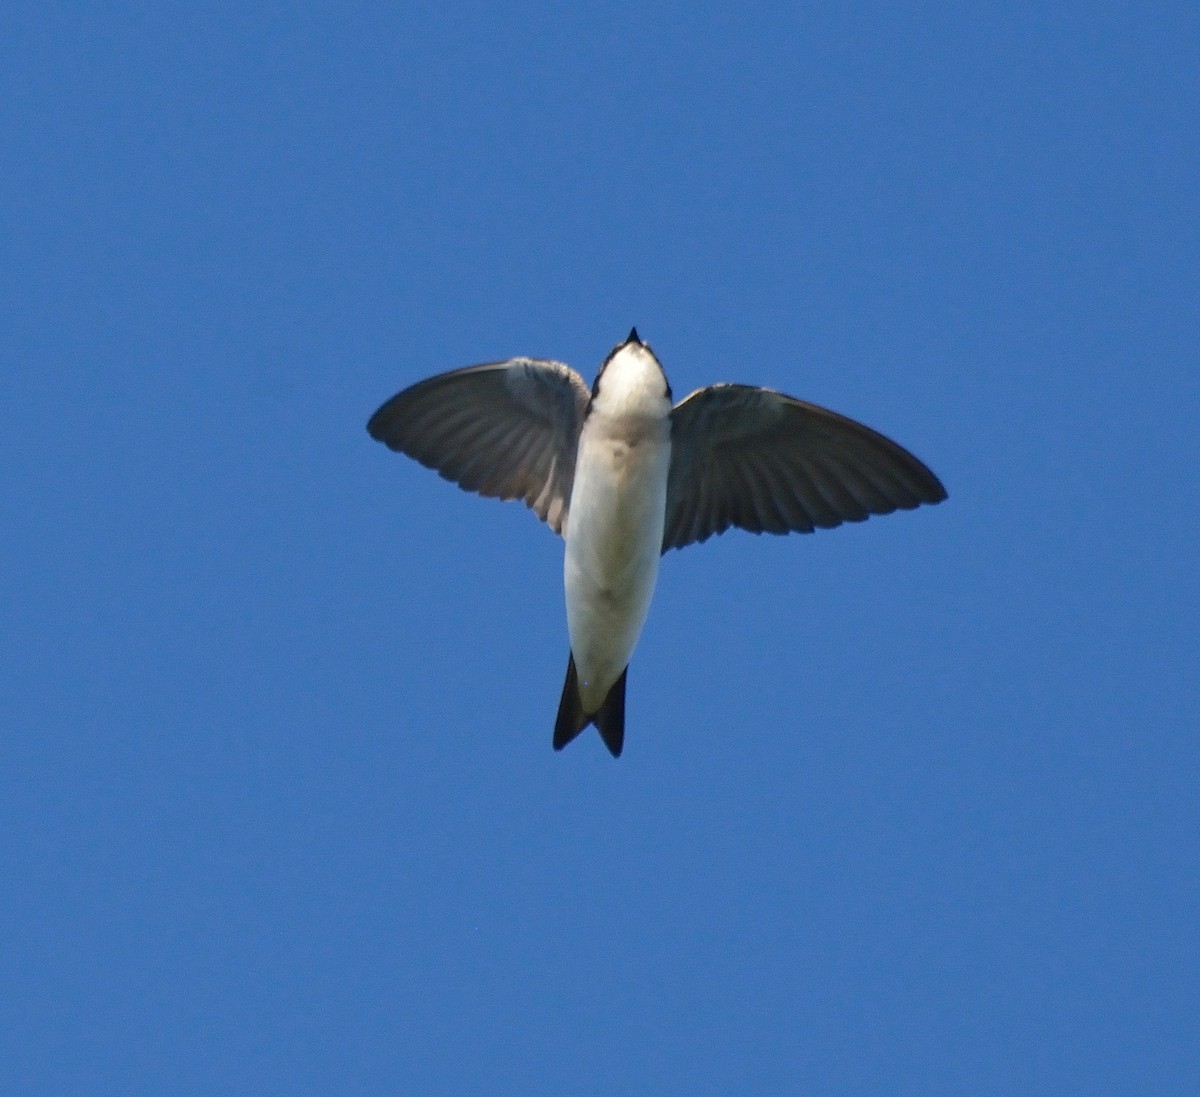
(663, 384), (946, 552)
(368, 358), (592, 536)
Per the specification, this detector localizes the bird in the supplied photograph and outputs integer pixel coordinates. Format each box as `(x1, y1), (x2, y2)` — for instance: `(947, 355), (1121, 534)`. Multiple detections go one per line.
(367, 328), (946, 758)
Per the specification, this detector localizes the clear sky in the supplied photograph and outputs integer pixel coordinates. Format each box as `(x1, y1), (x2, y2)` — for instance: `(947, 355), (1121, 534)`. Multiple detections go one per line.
(4, 2), (1197, 1094)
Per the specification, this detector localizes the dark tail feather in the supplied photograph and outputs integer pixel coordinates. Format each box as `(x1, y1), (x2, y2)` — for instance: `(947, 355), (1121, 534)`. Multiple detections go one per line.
(593, 667), (626, 758)
(553, 653), (589, 751)
(552, 654), (628, 758)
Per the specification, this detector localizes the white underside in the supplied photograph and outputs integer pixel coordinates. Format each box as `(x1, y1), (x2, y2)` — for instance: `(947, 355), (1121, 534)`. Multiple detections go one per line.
(564, 415), (671, 713)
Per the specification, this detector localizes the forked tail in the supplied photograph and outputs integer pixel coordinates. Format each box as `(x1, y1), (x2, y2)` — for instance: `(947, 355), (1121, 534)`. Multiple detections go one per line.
(552, 652), (627, 758)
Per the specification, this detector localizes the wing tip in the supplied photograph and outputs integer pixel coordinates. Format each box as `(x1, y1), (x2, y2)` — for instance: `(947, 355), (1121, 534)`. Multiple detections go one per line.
(365, 404), (392, 444)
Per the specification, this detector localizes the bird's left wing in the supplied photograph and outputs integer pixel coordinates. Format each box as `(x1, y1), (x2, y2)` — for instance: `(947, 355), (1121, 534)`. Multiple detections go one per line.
(367, 358), (592, 536)
(662, 384), (947, 552)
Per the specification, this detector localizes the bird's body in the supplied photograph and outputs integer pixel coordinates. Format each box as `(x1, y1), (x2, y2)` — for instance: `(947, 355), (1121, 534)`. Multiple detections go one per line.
(559, 340), (673, 753)
(368, 329), (946, 757)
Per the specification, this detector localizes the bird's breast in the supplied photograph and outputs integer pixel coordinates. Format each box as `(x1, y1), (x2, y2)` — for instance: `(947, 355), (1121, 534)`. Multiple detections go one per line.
(563, 413), (671, 705)
(567, 413), (671, 570)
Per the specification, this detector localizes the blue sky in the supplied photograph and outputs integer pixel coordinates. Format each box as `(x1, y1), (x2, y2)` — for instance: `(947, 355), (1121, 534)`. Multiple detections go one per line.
(3, 2), (1197, 1093)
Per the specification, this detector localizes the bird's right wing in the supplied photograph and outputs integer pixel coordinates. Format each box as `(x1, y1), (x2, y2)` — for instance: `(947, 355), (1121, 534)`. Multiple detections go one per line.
(367, 358), (592, 536)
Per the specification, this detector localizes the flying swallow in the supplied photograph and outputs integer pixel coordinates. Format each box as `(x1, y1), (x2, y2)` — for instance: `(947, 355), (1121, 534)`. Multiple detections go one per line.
(368, 329), (946, 757)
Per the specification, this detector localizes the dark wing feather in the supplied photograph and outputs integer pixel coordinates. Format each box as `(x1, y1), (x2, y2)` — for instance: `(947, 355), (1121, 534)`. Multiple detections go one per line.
(367, 358), (591, 536)
(663, 384), (947, 552)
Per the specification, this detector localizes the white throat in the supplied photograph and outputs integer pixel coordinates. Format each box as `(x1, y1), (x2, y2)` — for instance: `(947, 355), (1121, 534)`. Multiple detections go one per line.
(592, 345), (670, 418)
